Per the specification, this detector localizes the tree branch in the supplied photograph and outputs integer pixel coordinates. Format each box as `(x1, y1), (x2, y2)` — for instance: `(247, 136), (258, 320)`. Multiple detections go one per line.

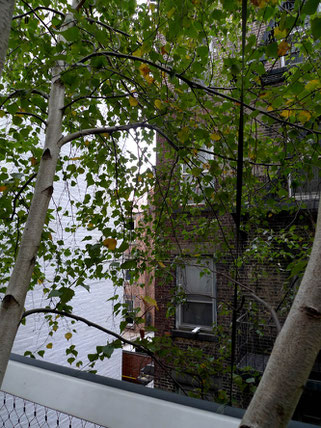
(76, 51), (321, 136)
(10, 172), (38, 221)
(21, 308), (189, 395)
(0, 89), (48, 109)
(58, 121), (179, 152)
(13, 7), (65, 20)
(86, 18), (131, 38)
(5, 111), (47, 126)
(62, 93), (129, 111)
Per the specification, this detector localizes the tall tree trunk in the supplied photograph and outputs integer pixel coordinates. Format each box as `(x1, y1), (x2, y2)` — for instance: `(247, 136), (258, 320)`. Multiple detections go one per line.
(241, 198), (321, 427)
(0, 0), (15, 77)
(0, 65), (65, 387)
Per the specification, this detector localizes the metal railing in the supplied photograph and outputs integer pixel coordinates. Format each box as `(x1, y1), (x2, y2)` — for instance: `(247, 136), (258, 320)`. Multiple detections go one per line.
(0, 392), (103, 427)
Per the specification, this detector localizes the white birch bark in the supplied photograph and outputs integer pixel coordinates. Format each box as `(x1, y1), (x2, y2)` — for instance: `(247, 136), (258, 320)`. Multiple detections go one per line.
(0, 0), (15, 77)
(241, 198), (321, 427)
(0, 64), (65, 387)
(0, 0), (82, 388)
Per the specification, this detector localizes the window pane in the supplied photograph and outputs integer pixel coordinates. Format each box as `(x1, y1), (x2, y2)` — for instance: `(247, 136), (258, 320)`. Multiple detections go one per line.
(182, 302), (213, 326)
(125, 299), (134, 324)
(183, 263), (213, 295)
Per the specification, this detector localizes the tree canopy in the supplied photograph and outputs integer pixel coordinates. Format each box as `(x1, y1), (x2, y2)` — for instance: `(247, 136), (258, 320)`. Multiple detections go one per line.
(0, 0), (321, 426)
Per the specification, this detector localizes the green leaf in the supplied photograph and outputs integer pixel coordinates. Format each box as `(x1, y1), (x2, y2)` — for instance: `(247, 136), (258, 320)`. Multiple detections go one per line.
(88, 353), (98, 362)
(302, 0), (320, 15)
(311, 17), (321, 40)
(266, 42), (278, 58)
(102, 345), (114, 358)
(60, 27), (80, 42)
(121, 259), (136, 269)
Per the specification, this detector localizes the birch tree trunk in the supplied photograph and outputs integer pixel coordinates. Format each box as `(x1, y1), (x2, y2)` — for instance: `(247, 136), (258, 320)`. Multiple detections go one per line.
(0, 0), (15, 77)
(0, 64), (65, 387)
(241, 198), (321, 427)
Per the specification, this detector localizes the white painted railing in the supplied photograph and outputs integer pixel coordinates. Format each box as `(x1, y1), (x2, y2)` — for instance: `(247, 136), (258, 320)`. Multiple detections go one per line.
(2, 355), (240, 428)
(1, 355), (318, 428)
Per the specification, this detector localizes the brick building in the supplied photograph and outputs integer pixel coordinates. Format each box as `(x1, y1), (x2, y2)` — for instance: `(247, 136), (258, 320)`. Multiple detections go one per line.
(151, 3), (321, 423)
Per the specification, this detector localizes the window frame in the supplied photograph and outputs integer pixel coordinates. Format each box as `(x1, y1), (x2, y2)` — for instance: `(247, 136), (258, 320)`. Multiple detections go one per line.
(124, 297), (135, 327)
(176, 258), (216, 332)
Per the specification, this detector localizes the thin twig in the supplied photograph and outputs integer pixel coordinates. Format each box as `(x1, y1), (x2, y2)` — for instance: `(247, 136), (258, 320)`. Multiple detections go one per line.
(75, 50), (321, 136)
(21, 308), (188, 395)
(13, 7), (65, 20)
(10, 173), (38, 221)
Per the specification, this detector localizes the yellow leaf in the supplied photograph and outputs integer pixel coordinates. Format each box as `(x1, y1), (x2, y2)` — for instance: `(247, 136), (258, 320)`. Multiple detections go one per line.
(30, 156), (37, 166)
(147, 172), (154, 179)
(103, 133), (110, 138)
(65, 332), (72, 341)
(53, 325), (58, 332)
(88, 223), (94, 229)
(267, 106), (273, 112)
(46, 343), (53, 349)
(139, 63), (150, 76)
(69, 156), (81, 161)
(142, 295), (159, 310)
(154, 99), (163, 109)
(298, 110), (311, 123)
(178, 126), (190, 143)
(203, 162), (210, 170)
(84, 140), (90, 146)
(133, 48), (142, 57)
(158, 261), (166, 268)
(0, 111), (6, 118)
(210, 132), (221, 141)
(259, 91), (271, 99)
(71, 111), (77, 117)
(129, 96), (138, 107)
(251, 0), (267, 8)
(144, 74), (154, 84)
(167, 7), (175, 18)
(0, 185), (7, 192)
(277, 40), (290, 57)
(280, 109), (292, 119)
(103, 238), (117, 250)
(274, 27), (287, 39)
(305, 79), (321, 91)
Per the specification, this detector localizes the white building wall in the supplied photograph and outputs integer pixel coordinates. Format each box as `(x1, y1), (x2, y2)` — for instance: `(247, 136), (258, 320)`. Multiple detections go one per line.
(11, 151), (122, 379)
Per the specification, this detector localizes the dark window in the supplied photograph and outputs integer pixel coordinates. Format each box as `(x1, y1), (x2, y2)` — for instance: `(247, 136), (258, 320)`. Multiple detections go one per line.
(176, 259), (216, 330)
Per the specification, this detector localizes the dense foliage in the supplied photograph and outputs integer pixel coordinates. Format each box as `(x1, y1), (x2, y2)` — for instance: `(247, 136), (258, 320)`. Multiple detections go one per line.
(0, 0), (321, 407)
